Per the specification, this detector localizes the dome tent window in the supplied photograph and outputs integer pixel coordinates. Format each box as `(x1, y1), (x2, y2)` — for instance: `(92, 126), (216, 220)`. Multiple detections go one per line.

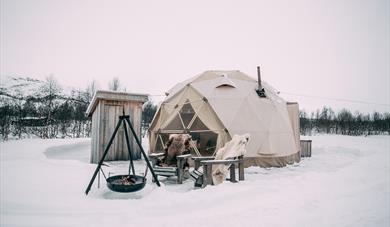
(180, 102), (195, 127)
(164, 114), (185, 130)
(155, 101), (221, 156)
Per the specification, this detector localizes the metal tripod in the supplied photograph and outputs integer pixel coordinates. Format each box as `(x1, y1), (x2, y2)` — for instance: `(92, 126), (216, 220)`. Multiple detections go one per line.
(85, 114), (160, 195)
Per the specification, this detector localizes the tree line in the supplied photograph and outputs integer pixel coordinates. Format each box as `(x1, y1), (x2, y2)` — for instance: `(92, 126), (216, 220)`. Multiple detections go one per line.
(0, 76), (94, 140)
(1, 76), (388, 140)
(300, 106), (390, 136)
(0, 76), (158, 141)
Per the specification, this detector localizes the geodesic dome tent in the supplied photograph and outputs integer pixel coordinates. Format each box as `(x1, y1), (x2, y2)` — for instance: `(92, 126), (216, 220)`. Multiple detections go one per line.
(148, 70), (300, 167)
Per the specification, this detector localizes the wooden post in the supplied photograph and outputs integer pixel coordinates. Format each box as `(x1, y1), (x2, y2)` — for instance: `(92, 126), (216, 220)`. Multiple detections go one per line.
(230, 163), (236, 182)
(202, 163), (208, 187)
(238, 156), (244, 181)
(177, 158), (184, 184)
(203, 164), (212, 187)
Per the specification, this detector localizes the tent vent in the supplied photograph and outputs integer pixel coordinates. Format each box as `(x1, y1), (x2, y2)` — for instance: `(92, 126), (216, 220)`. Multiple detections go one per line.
(256, 66), (266, 98)
(202, 97), (208, 102)
(216, 84), (235, 88)
(215, 74), (236, 88)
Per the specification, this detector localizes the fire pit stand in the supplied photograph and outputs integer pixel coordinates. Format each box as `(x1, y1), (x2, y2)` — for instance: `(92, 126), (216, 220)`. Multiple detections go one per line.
(85, 113), (160, 195)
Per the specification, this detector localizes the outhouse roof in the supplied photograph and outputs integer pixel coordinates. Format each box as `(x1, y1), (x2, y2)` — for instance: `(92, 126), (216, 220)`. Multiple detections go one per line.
(86, 90), (149, 116)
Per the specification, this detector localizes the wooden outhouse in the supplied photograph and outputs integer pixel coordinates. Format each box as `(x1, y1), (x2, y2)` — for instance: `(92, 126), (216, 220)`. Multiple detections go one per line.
(86, 90), (148, 164)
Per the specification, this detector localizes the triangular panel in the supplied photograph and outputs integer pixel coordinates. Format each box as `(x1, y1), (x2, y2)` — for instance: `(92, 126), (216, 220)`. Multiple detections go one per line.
(163, 114), (184, 130)
(189, 117), (209, 131)
(180, 102), (195, 128)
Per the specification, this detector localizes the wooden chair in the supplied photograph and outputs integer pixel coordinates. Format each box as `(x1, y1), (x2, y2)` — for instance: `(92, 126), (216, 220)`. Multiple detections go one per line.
(190, 155), (245, 187)
(148, 152), (191, 184)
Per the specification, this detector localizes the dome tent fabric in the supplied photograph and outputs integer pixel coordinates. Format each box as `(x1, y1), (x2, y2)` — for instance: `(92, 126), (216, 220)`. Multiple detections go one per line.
(148, 70), (300, 167)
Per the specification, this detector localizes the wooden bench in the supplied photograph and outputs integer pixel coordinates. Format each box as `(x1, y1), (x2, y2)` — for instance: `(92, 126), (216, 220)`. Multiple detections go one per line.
(148, 152), (191, 184)
(190, 155), (245, 187)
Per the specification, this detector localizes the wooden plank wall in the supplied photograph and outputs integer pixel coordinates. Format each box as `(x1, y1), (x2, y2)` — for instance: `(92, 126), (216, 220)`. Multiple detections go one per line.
(90, 100), (143, 163)
(300, 140), (312, 157)
(90, 101), (101, 163)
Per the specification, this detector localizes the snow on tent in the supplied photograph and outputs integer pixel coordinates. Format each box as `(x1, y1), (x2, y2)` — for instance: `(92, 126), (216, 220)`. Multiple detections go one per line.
(148, 70), (300, 167)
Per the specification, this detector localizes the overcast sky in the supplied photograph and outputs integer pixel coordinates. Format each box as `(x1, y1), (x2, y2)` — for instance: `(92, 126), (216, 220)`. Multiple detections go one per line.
(1, 0), (389, 113)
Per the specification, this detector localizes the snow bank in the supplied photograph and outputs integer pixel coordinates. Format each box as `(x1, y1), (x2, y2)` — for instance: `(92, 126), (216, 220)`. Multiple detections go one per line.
(1, 135), (389, 227)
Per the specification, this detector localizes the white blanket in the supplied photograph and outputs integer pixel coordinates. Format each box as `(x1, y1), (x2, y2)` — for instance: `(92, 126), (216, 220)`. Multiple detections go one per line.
(212, 134), (250, 185)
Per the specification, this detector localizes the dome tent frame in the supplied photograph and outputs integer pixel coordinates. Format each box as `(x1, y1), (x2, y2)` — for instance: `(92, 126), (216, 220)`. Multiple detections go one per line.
(148, 70), (300, 167)
(150, 85), (231, 157)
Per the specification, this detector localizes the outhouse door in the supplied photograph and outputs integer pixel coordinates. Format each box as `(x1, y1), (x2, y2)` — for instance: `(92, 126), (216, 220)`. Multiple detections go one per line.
(102, 104), (129, 161)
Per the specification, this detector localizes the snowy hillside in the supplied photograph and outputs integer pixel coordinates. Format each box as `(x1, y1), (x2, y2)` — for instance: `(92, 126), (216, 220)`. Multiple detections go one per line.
(0, 76), (44, 98)
(0, 75), (92, 140)
(1, 135), (389, 227)
(0, 75), (84, 104)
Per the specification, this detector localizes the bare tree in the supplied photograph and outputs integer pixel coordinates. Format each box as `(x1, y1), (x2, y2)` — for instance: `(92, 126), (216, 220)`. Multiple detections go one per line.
(108, 77), (121, 91)
(86, 80), (98, 102)
(40, 74), (62, 138)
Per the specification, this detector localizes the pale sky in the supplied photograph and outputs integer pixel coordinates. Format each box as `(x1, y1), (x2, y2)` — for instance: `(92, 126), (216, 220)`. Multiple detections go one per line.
(1, 0), (389, 113)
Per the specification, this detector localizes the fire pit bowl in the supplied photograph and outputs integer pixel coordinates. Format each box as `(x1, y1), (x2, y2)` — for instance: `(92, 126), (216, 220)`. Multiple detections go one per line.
(106, 175), (146, 193)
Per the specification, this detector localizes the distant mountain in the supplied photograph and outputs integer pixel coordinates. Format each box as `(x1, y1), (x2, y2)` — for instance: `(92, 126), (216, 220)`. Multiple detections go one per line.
(1, 76), (44, 101)
(0, 75), (92, 140)
(0, 75), (89, 105)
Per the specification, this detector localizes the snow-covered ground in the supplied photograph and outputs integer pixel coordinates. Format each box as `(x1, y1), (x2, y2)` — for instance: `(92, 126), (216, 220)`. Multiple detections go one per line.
(1, 135), (389, 227)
